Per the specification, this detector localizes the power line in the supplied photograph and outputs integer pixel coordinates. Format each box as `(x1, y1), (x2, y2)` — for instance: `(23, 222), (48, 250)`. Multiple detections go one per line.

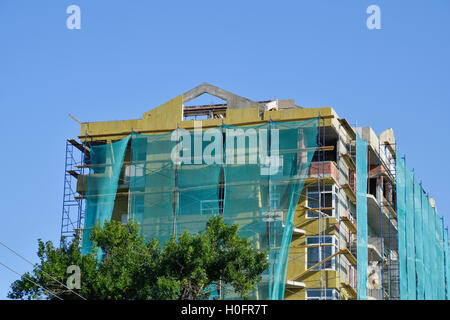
(0, 241), (87, 300)
(0, 260), (63, 300)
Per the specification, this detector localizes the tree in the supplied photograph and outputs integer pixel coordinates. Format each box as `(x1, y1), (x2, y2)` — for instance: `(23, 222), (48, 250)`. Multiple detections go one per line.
(8, 216), (269, 300)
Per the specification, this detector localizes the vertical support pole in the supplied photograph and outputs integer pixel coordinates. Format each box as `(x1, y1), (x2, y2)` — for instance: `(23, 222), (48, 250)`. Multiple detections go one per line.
(317, 112), (325, 299)
(267, 117), (272, 299)
(127, 129), (133, 222)
(173, 125), (180, 238)
(219, 120), (225, 217)
(378, 140), (385, 299)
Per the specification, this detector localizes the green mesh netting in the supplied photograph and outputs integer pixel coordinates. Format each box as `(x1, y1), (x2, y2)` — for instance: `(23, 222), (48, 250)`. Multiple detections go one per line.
(413, 176), (424, 299)
(396, 157), (448, 300)
(222, 123), (270, 299)
(81, 135), (131, 256)
(405, 165), (416, 299)
(129, 132), (176, 246)
(127, 119), (317, 300)
(445, 229), (450, 299)
(422, 185), (432, 299)
(78, 124), (449, 300)
(78, 123), (449, 300)
(396, 156), (408, 299)
(427, 192), (437, 299)
(436, 213), (445, 299)
(270, 120), (318, 299)
(356, 133), (368, 300)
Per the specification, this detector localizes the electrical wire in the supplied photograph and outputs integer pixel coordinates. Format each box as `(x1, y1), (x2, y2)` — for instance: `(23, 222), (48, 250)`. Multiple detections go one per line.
(0, 241), (87, 300)
(0, 260), (63, 300)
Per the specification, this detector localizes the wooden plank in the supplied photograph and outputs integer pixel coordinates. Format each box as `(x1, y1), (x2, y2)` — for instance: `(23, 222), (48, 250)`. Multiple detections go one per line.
(75, 191), (129, 200)
(67, 139), (90, 157)
(75, 161), (132, 169)
(341, 248), (357, 266)
(340, 216), (357, 233)
(67, 170), (79, 178)
(285, 280), (306, 289)
(292, 228), (306, 236)
(305, 176), (338, 186)
(341, 153), (356, 171)
(319, 146), (335, 152)
(341, 282), (357, 299)
(342, 184), (357, 204)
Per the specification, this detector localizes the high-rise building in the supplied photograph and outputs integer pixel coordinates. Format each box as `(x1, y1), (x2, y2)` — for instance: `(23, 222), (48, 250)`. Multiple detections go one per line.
(61, 83), (450, 300)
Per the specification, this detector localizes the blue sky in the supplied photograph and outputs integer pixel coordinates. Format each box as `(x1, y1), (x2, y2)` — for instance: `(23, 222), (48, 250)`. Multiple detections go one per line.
(0, 0), (449, 299)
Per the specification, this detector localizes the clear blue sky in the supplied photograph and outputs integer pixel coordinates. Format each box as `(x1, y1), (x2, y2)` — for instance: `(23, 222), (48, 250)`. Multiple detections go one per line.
(0, 0), (449, 299)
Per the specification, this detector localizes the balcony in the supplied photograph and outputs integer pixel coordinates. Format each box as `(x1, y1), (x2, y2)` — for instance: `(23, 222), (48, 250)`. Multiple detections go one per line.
(305, 161), (339, 186)
(368, 237), (383, 262)
(348, 237), (383, 262)
(367, 194), (398, 248)
(381, 195), (397, 220)
(369, 164), (395, 183)
(341, 266), (357, 300)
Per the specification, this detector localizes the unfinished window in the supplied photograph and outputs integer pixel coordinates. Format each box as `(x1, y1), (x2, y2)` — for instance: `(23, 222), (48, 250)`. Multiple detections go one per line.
(183, 93), (227, 121)
(306, 185), (337, 218)
(311, 136), (338, 162)
(306, 289), (339, 300)
(306, 235), (337, 270)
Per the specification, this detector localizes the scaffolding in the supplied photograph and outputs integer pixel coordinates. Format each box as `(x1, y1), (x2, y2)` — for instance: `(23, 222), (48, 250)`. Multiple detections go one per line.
(60, 139), (85, 244)
(284, 116), (359, 300)
(339, 124), (357, 300)
(283, 114), (331, 299)
(59, 111), (447, 300)
(377, 141), (399, 299)
(60, 134), (91, 245)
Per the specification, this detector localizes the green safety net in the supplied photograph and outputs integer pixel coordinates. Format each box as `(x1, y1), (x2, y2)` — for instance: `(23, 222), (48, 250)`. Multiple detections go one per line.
(396, 157), (449, 300)
(405, 165), (416, 299)
(126, 120), (318, 300)
(421, 185), (431, 299)
(356, 133), (368, 300)
(81, 135), (131, 256)
(413, 176), (424, 299)
(436, 213), (445, 299)
(427, 191), (437, 299)
(129, 132), (177, 246)
(445, 229), (450, 299)
(269, 120), (318, 299)
(396, 156), (408, 299)
(78, 123), (450, 300)
(221, 122), (270, 299)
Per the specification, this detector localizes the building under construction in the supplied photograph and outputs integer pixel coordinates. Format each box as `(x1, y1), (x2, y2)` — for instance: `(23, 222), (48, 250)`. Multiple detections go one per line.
(61, 83), (450, 300)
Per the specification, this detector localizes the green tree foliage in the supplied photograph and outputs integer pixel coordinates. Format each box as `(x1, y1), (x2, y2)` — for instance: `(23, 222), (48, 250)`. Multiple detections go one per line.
(8, 216), (268, 300)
